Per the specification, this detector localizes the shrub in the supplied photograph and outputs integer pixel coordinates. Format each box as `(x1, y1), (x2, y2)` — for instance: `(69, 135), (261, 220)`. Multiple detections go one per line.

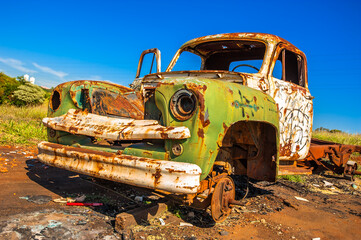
(12, 82), (47, 106)
(0, 72), (21, 104)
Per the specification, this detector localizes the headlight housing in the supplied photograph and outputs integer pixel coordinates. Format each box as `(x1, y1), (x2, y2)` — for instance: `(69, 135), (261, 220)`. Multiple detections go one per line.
(50, 90), (61, 111)
(170, 89), (197, 121)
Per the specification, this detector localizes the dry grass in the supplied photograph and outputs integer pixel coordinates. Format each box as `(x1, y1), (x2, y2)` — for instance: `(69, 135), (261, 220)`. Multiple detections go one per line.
(312, 130), (361, 146)
(0, 103), (48, 145)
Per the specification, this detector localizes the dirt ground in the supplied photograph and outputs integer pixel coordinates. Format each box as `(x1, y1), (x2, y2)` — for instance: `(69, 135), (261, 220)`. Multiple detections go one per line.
(0, 145), (360, 240)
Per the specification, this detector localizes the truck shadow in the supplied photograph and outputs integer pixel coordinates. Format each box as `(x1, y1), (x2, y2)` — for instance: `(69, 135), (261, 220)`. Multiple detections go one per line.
(25, 159), (274, 228)
(25, 159), (149, 217)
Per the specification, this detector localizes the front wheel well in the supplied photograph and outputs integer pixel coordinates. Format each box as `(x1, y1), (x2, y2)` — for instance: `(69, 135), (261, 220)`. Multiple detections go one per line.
(214, 121), (278, 181)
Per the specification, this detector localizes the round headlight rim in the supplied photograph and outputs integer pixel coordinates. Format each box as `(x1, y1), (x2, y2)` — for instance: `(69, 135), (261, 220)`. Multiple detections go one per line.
(170, 89), (197, 121)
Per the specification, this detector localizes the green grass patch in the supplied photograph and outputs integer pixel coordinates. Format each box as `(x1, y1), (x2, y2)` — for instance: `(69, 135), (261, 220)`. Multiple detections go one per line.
(0, 103), (48, 145)
(168, 206), (184, 218)
(312, 130), (361, 146)
(278, 174), (305, 183)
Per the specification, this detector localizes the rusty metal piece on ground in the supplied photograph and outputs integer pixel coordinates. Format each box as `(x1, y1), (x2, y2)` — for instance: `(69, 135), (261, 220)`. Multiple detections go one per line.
(211, 176), (235, 223)
(306, 138), (361, 179)
(344, 161), (359, 181)
(278, 162), (313, 176)
(37, 141), (202, 194)
(115, 202), (168, 232)
(43, 109), (191, 140)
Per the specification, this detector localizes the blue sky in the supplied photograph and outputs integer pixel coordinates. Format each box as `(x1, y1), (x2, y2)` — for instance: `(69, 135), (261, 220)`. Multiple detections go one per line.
(0, 0), (360, 133)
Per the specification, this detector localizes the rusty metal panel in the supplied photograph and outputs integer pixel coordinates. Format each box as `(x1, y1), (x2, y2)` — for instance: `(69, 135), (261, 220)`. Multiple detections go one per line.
(38, 141), (202, 194)
(91, 89), (144, 120)
(271, 79), (313, 161)
(43, 109), (191, 140)
(67, 80), (144, 120)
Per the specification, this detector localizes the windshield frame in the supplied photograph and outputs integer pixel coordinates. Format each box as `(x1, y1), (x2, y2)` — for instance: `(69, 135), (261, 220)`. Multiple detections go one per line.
(166, 39), (273, 76)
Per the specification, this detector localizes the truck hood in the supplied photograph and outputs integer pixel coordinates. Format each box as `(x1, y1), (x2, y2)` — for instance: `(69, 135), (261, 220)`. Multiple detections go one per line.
(143, 70), (253, 85)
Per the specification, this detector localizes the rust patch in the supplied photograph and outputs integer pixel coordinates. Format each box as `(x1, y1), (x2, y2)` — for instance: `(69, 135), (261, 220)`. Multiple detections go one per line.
(166, 168), (186, 174)
(279, 142), (292, 157)
(43, 142), (116, 158)
(197, 128), (205, 138)
(152, 168), (162, 187)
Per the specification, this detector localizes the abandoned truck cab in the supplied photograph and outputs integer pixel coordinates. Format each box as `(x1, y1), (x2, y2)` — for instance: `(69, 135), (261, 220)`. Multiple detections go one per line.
(38, 33), (313, 222)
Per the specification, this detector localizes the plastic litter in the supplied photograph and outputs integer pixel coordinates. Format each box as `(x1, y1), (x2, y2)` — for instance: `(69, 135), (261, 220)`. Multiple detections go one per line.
(47, 220), (62, 228)
(323, 180), (333, 187)
(53, 198), (67, 203)
(179, 222), (193, 227)
(294, 196), (309, 202)
(158, 218), (165, 225)
(75, 194), (86, 202)
(21, 195), (52, 204)
(134, 196), (143, 202)
(66, 202), (103, 206)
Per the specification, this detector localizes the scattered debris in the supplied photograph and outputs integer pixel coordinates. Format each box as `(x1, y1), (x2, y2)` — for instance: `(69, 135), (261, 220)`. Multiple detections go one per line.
(47, 220), (62, 228)
(294, 196), (309, 202)
(179, 222), (193, 227)
(135, 196), (143, 202)
(75, 194), (86, 202)
(20, 195), (52, 204)
(158, 218), (165, 226)
(68, 174), (80, 178)
(187, 212), (195, 218)
(66, 202), (103, 206)
(53, 198), (67, 203)
(323, 180), (334, 187)
(219, 230), (229, 236)
(1, 144), (360, 239)
(76, 220), (87, 225)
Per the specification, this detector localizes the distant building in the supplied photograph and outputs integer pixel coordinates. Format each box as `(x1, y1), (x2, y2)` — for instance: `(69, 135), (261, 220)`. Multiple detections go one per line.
(24, 74), (29, 81)
(29, 77), (35, 84)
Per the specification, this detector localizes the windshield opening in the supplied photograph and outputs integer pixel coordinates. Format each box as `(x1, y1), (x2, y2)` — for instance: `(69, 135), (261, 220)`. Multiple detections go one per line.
(171, 40), (266, 74)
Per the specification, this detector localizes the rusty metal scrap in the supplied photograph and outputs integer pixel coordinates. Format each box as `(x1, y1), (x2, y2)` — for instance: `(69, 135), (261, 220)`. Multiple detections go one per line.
(42, 109), (191, 140)
(38, 141), (202, 194)
(305, 138), (361, 178)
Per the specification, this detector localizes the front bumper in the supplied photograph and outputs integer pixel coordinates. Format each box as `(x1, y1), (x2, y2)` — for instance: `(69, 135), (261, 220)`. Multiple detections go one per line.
(37, 141), (202, 194)
(43, 109), (190, 140)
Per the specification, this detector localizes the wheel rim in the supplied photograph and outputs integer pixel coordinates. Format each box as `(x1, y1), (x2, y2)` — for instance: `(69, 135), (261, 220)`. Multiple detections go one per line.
(211, 176), (235, 222)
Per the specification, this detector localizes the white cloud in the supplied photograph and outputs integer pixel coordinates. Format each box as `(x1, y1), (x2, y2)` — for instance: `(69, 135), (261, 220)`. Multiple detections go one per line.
(0, 57), (36, 73)
(89, 75), (103, 80)
(33, 62), (68, 78)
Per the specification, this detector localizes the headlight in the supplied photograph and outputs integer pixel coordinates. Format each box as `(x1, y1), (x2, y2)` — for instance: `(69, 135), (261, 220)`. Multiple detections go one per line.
(170, 89), (197, 121)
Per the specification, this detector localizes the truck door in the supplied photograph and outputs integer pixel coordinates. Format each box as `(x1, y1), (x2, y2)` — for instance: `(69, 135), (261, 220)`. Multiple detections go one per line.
(268, 45), (313, 160)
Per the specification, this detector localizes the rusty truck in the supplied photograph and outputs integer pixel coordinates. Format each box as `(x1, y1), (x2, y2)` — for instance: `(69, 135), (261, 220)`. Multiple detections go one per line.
(37, 33), (361, 222)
